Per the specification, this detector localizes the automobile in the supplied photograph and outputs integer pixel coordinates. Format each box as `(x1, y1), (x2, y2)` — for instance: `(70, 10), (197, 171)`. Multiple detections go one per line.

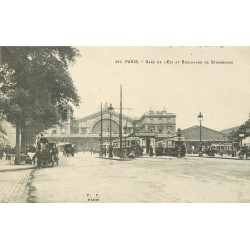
(63, 143), (75, 157)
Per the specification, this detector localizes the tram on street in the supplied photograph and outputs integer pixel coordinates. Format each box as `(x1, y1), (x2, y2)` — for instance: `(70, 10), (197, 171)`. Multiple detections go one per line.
(209, 143), (232, 154)
(155, 135), (186, 157)
(112, 136), (142, 157)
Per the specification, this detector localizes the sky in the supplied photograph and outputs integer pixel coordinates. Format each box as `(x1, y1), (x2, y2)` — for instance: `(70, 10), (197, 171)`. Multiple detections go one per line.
(69, 47), (250, 131)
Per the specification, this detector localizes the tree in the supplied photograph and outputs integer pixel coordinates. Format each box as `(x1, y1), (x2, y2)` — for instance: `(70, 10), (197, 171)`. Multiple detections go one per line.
(0, 47), (81, 160)
(228, 120), (250, 149)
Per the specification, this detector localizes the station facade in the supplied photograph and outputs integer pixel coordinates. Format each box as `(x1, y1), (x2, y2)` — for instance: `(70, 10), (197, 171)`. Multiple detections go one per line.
(44, 104), (177, 153)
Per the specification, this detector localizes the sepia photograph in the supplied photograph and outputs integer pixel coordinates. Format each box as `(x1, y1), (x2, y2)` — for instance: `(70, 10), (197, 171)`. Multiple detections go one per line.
(0, 46), (250, 203)
(1, 1), (250, 250)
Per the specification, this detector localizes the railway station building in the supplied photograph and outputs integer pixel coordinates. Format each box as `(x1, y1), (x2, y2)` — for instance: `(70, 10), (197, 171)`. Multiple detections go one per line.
(44, 103), (177, 154)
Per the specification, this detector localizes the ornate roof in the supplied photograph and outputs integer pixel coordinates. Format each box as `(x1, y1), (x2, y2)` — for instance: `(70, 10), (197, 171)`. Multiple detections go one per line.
(79, 109), (134, 123)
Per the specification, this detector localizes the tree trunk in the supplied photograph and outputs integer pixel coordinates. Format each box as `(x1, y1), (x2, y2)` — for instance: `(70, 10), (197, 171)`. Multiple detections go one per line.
(14, 120), (21, 164)
(21, 126), (27, 151)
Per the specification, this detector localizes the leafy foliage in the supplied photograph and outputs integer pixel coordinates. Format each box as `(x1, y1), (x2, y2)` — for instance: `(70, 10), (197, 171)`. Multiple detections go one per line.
(229, 120), (250, 142)
(0, 47), (81, 142)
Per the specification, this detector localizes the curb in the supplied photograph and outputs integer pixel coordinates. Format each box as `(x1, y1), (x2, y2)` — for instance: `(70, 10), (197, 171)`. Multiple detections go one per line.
(97, 155), (250, 161)
(0, 165), (37, 173)
(186, 155), (250, 160)
(98, 157), (134, 161)
(141, 156), (177, 160)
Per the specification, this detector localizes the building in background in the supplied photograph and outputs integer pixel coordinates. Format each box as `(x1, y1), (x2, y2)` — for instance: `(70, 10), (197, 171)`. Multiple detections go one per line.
(44, 104), (177, 153)
(135, 108), (176, 153)
(182, 125), (230, 151)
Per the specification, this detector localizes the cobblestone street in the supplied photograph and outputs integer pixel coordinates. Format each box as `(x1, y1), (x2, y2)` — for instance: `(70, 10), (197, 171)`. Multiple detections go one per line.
(0, 169), (32, 202)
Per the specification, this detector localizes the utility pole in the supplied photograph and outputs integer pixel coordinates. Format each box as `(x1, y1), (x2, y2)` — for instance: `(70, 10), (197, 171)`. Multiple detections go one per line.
(100, 102), (103, 157)
(119, 85), (123, 158)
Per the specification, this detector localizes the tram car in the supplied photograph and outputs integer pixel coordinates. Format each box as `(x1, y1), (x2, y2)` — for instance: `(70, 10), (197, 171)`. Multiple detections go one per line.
(112, 136), (142, 157)
(209, 143), (233, 155)
(155, 135), (186, 157)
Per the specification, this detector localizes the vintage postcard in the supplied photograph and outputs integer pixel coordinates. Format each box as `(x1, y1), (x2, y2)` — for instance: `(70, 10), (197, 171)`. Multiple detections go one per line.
(0, 46), (250, 202)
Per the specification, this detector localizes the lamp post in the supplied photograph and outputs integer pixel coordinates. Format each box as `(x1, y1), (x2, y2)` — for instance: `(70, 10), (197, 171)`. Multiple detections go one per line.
(99, 133), (102, 157)
(231, 138), (235, 157)
(108, 103), (114, 157)
(131, 121), (137, 136)
(123, 125), (128, 157)
(238, 128), (245, 147)
(238, 129), (245, 159)
(198, 112), (203, 157)
(177, 128), (182, 158)
(99, 102), (103, 157)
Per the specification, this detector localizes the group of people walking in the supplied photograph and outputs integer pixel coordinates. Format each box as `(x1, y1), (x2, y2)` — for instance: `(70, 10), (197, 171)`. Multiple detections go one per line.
(0, 145), (15, 160)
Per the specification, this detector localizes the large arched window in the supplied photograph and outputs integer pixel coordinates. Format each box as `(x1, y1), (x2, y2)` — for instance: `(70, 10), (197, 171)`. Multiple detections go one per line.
(91, 119), (119, 134)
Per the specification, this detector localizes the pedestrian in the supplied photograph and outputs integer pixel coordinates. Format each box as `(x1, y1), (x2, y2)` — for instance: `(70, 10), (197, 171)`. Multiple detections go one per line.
(40, 133), (49, 144)
(5, 145), (11, 160)
(0, 146), (3, 160)
(149, 146), (154, 157)
(242, 143), (247, 159)
(140, 146), (144, 156)
(211, 146), (215, 157)
(40, 133), (49, 150)
(220, 149), (223, 157)
(109, 145), (113, 157)
(181, 144), (186, 157)
(103, 145), (106, 157)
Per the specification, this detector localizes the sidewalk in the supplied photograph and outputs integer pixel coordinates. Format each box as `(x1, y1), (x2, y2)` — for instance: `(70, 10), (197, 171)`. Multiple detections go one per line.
(98, 155), (177, 161)
(0, 159), (37, 172)
(186, 154), (250, 160)
(98, 156), (134, 161)
(98, 154), (250, 161)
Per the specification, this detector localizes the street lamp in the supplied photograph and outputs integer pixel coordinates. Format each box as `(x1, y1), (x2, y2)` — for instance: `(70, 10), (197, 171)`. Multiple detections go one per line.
(123, 125), (128, 157)
(177, 128), (182, 158)
(198, 112), (203, 157)
(132, 121), (137, 136)
(108, 103), (114, 157)
(238, 128), (245, 147)
(99, 133), (102, 157)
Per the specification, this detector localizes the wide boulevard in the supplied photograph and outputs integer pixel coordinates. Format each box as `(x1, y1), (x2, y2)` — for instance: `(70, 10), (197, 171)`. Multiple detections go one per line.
(7, 152), (248, 203)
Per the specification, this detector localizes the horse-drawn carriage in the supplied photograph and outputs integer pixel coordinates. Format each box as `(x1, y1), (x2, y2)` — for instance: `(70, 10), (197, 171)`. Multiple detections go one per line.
(36, 142), (59, 168)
